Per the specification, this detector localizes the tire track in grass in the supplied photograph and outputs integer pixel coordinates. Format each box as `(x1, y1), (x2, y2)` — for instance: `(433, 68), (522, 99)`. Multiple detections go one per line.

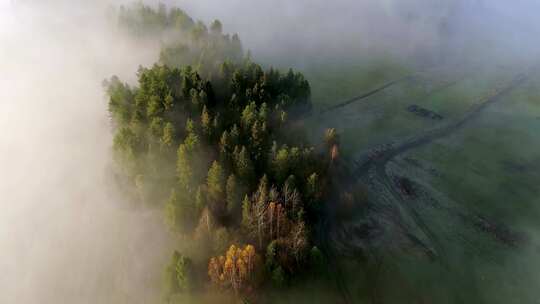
(313, 64), (473, 118)
(319, 76), (412, 115)
(352, 72), (529, 265)
(315, 66), (519, 303)
(315, 68), (475, 303)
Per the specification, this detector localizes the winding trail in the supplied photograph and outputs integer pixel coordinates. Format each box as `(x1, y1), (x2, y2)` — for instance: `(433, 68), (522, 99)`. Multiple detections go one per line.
(351, 72), (529, 261)
(315, 68), (528, 303)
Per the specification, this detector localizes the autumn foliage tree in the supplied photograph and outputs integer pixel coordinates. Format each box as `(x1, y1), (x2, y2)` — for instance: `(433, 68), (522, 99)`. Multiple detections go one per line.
(208, 244), (261, 293)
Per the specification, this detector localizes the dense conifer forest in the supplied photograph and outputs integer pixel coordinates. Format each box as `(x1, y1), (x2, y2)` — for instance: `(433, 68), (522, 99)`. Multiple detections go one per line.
(106, 3), (345, 302)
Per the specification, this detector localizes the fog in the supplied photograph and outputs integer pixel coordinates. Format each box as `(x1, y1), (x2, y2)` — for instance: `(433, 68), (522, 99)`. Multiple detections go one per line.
(0, 2), (170, 303)
(177, 0), (540, 67)
(1, 0), (539, 303)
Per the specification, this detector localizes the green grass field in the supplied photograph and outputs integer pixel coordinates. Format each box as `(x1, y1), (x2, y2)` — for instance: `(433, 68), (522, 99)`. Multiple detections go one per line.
(301, 60), (540, 303)
(382, 78), (540, 303)
(302, 58), (410, 109)
(305, 61), (520, 156)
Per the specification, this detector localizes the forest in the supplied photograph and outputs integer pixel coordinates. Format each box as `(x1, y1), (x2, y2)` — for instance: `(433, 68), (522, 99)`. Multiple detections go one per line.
(4, 0), (539, 303)
(107, 3), (346, 302)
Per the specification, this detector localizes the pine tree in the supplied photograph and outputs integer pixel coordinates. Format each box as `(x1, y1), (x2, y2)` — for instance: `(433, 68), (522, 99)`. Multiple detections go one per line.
(207, 161), (225, 214)
(174, 252), (194, 292)
(226, 174), (242, 216)
(273, 146), (290, 183)
(235, 146), (254, 183)
(164, 188), (195, 233)
(307, 172), (320, 203)
(150, 117), (164, 138)
(212, 113), (220, 136)
(185, 118), (196, 135)
(198, 90), (208, 106)
(201, 105), (212, 138)
(177, 119), (204, 194)
(219, 130), (230, 154)
(229, 124), (240, 146)
(176, 144), (193, 193)
(163, 251), (181, 299)
(195, 186), (206, 213)
(258, 102), (268, 121)
(241, 194), (252, 230)
(241, 101), (257, 129)
(251, 120), (262, 159)
(161, 122), (175, 150)
(164, 189), (179, 231)
(164, 93), (174, 111)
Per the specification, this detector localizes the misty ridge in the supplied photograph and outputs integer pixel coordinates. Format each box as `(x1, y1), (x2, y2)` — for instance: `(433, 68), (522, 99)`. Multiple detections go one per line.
(1, 0), (540, 304)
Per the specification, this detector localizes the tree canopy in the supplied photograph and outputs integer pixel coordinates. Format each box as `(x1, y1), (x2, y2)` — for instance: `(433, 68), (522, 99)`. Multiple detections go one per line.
(106, 3), (340, 302)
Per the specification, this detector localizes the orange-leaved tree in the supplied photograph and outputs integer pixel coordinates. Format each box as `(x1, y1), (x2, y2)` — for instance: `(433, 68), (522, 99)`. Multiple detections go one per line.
(208, 244), (261, 293)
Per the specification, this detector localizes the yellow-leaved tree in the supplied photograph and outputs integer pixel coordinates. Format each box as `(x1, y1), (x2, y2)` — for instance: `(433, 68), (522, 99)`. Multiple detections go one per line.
(208, 244), (261, 293)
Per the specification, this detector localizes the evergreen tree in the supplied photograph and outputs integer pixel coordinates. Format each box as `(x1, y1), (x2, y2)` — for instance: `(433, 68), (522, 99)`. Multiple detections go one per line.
(161, 122), (175, 150)
(175, 252), (194, 291)
(273, 146), (290, 183)
(229, 124), (240, 146)
(207, 161), (225, 214)
(195, 186), (207, 213)
(219, 130), (230, 154)
(176, 144), (193, 193)
(164, 189), (194, 233)
(164, 250), (194, 298)
(201, 105), (212, 138)
(307, 172), (320, 203)
(226, 174), (243, 216)
(235, 146), (254, 183)
(241, 194), (252, 230)
(241, 101), (257, 129)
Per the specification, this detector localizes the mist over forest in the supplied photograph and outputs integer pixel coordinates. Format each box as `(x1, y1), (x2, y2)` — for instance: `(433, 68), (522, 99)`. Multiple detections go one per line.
(1, 1), (540, 303)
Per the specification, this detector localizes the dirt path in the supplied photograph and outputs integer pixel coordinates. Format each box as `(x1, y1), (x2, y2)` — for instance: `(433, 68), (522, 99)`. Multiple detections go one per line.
(355, 72), (527, 172)
(351, 72), (528, 263)
(316, 69), (527, 304)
